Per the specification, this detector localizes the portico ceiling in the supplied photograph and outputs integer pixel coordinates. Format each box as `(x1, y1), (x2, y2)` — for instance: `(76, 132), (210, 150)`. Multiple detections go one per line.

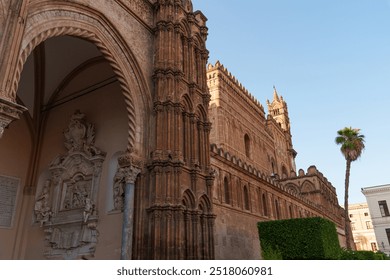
(17, 36), (103, 119)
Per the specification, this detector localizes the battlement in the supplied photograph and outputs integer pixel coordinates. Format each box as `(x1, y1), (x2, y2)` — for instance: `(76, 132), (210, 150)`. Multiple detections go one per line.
(207, 61), (265, 117)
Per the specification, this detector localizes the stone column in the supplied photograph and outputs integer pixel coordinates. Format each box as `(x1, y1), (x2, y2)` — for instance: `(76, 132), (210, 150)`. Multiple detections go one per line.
(119, 156), (141, 260)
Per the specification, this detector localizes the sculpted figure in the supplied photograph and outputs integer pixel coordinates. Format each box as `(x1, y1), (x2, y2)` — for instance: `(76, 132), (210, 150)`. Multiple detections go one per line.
(35, 180), (52, 226)
(83, 197), (93, 223)
(113, 168), (125, 211)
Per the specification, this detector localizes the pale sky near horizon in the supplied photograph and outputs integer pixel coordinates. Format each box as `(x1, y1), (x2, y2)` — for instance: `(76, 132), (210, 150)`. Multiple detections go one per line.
(193, 0), (390, 205)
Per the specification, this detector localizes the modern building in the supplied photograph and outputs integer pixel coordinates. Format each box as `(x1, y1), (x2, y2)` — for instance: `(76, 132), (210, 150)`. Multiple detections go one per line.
(348, 203), (378, 251)
(362, 185), (390, 255)
(0, 0), (346, 259)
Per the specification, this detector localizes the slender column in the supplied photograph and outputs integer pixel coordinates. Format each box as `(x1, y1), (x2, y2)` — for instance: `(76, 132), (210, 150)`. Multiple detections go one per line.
(120, 165), (141, 260)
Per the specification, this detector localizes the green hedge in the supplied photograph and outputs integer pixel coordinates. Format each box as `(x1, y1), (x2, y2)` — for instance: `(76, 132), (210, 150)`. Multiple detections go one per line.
(258, 217), (341, 260)
(339, 249), (390, 260)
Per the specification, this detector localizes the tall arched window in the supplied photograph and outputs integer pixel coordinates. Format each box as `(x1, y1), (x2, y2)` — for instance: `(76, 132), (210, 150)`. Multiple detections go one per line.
(224, 177), (230, 204)
(289, 205), (293, 218)
(244, 185), (250, 210)
(262, 193), (268, 217)
(275, 199), (280, 219)
(281, 165), (288, 179)
(244, 134), (250, 158)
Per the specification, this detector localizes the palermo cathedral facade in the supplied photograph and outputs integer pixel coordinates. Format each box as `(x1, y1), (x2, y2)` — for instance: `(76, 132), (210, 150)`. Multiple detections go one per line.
(0, 0), (345, 259)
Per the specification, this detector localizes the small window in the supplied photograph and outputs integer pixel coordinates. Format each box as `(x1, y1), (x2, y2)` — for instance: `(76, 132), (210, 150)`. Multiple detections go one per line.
(371, 242), (377, 251)
(262, 193), (268, 217)
(364, 212), (369, 216)
(366, 221), (372, 229)
(275, 199), (280, 219)
(224, 177), (230, 205)
(349, 214), (353, 218)
(244, 134), (250, 158)
(379, 200), (390, 217)
(243, 186), (250, 211)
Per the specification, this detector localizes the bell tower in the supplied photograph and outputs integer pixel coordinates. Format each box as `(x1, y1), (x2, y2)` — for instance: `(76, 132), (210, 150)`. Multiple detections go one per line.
(267, 86), (291, 133)
(267, 86), (297, 175)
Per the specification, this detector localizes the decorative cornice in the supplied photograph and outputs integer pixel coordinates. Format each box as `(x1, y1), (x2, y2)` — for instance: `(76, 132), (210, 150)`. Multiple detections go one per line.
(362, 184), (390, 195)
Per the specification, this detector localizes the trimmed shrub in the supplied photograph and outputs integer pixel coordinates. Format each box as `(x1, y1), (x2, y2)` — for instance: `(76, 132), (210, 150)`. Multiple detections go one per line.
(339, 249), (390, 260)
(258, 217), (340, 260)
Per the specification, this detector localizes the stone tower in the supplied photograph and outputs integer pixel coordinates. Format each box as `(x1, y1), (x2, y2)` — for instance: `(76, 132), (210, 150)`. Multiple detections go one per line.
(267, 87), (297, 175)
(267, 86), (290, 132)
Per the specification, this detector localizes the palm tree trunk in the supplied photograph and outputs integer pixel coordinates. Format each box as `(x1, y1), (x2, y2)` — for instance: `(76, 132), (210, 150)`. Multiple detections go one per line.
(344, 159), (352, 249)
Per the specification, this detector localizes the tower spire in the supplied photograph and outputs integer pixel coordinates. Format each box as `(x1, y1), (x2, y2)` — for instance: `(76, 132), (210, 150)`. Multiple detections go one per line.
(273, 85), (280, 101)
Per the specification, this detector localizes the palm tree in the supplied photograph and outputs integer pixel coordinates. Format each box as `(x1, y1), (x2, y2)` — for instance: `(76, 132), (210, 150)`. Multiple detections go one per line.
(335, 127), (365, 250)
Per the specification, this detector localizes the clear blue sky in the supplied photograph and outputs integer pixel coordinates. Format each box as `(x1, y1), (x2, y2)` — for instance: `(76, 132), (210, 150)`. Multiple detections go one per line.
(194, 0), (390, 205)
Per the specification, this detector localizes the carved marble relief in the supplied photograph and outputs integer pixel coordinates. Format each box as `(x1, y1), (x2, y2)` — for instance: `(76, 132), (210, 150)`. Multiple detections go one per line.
(34, 111), (105, 259)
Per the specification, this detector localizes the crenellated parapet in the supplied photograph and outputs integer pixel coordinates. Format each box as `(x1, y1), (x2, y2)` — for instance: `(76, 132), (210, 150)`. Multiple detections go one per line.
(210, 144), (341, 219)
(207, 61), (265, 118)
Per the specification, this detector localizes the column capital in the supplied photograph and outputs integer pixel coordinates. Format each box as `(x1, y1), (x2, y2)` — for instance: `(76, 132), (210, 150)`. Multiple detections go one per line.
(0, 97), (27, 138)
(118, 153), (142, 184)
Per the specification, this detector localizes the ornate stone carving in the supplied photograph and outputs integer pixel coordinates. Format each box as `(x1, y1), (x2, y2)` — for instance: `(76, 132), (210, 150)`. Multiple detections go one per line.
(63, 110), (102, 156)
(0, 97), (26, 138)
(34, 180), (52, 227)
(182, 0), (193, 13)
(112, 155), (141, 211)
(38, 111), (105, 259)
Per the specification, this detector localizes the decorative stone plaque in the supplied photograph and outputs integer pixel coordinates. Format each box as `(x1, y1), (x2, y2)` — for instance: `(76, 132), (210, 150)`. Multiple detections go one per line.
(35, 111), (106, 259)
(0, 175), (20, 228)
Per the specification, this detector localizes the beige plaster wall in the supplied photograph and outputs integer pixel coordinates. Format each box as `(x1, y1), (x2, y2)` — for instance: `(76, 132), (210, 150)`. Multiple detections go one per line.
(0, 116), (32, 259)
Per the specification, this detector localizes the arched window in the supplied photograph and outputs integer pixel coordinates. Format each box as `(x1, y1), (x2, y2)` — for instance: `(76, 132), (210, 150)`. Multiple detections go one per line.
(275, 199), (280, 219)
(289, 205), (293, 218)
(243, 185), (250, 210)
(262, 193), (268, 217)
(244, 134), (250, 158)
(224, 177), (230, 204)
(281, 165), (288, 179)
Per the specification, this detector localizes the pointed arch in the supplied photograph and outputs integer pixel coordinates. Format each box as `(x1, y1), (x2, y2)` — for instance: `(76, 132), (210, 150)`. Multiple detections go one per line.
(11, 3), (151, 155)
(182, 189), (196, 210)
(281, 164), (288, 179)
(244, 133), (251, 158)
(196, 104), (207, 122)
(301, 180), (315, 193)
(198, 194), (213, 259)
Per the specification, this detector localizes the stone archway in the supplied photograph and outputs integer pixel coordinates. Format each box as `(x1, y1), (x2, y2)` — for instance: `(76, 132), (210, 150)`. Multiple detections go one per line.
(9, 4), (152, 156)
(0, 3), (153, 260)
